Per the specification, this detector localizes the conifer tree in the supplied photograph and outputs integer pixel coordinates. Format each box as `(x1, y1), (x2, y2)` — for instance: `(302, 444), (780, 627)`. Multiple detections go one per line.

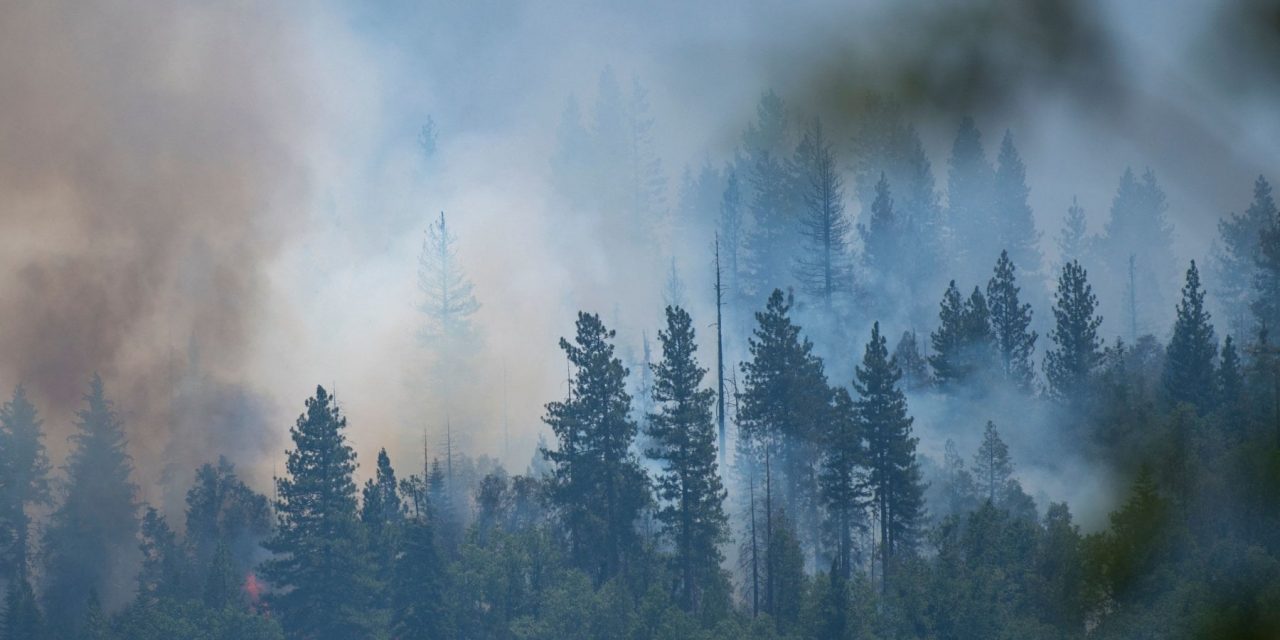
(737, 290), (831, 561)
(542, 312), (649, 584)
(993, 131), (1042, 279)
(392, 517), (449, 640)
(42, 375), (138, 632)
(930, 281), (970, 386)
(260, 386), (378, 640)
(1254, 216), (1280, 334)
(1214, 175), (1276, 337)
(1163, 261), (1218, 411)
(137, 506), (194, 604)
(1045, 261), (1104, 404)
(645, 306), (729, 612)
(793, 118), (852, 309)
(946, 116), (995, 282)
(938, 439), (977, 518)
(962, 286), (995, 373)
(860, 173), (902, 293)
(0, 385), (49, 577)
(857, 322), (925, 587)
(987, 251), (1038, 391)
(1057, 196), (1088, 267)
(1098, 168), (1177, 333)
(184, 457), (271, 573)
(819, 388), (867, 579)
(361, 449), (404, 612)
(892, 330), (931, 391)
(972, 421), (1014, 504)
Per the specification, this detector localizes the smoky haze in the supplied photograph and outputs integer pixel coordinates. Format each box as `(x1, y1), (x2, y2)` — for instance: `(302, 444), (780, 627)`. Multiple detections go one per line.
(1, 0), (1278, 522)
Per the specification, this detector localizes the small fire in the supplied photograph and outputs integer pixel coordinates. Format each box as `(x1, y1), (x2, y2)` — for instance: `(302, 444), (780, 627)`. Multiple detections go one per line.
(244, 571), (263, 604)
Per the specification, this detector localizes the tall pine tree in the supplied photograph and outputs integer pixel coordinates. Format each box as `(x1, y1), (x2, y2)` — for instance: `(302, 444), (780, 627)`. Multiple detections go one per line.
(260, 386), (379, 639)
(0, 385), (49, 577)
(793, 118), (852, 309)
(41, 375), (138, 633)
(1045, 261), (1104, 404)
(819, 388), (867, 579)
(645, 306), (729, 613)
(972, 421), (1014, 504)
(542, 312), (649, 584)
(987, 251), (1038, 391)
(992, 131), (1042, 281)
(1163, 260), (1218, 411)
(1214, 175), (1276, 338)
(946, 116), (995, 283)
(857, 322), (925, 588)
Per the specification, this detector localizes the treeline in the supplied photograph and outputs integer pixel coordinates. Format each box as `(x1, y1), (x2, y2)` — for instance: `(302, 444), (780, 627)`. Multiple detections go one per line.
(4, 225), (1280, 637)
(4, 78), (1280, 639)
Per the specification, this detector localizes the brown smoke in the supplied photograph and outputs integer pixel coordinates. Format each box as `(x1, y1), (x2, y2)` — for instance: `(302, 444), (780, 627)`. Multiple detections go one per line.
(0, 2), (315, 500)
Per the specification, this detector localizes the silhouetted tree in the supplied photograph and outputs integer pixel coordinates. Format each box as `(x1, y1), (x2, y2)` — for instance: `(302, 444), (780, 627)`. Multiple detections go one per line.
(42, 375), (138, 634)
(819, 388), (866, 579)
(793, 118), (852, 309)
(0, 385), (49, 577)
(1045, 261), (1104, 404)
(260, 386), (378, 639)
(992, 131), (1042, 280)
(1214, 176), (1276, 337)
(972, 421), (1013, 504)
(645, 306), (729, 613)
(858, 322), (925, 588)
(542, 313), (648, 584)
(987, 251), (1038, 391)
(946, 117), (995, 282)
(1163, 261), (1218, 411)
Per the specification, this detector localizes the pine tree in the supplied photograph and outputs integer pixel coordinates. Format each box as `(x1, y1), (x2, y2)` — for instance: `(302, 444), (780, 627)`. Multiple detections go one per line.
(260, 386), (378, 640)
(1214, 176), (1276, 337)
(392, 518), (449, 640)
(892, 330), (931, 391)
(1045, 261), (1104, 404)
(0, 385), (49, 577)
(857, 322), (925, 588)
(42, 375), (138, 632)
(860, 173), (902, 293)
(793, 118), (852, 308)
(137, 506), (194, 604)
(1098, 168), (1177, 334)
(361, 449), (403, 612)
(987, 251), (1038, 390)
(739, 92), (796, 300)
(992, 130), (1043, 280)
(419, 211), (480, 348)
(938, 439), (977, 518)
(972, 421), (1014, 504)
(819, 388), (867, 579)
(645, 306), (729, 612)
(946, 116), (995, 282)
(184, 457), (271, 574)
(2, 572), (44, 640)
(1254, 216), (1280, 334)
(542, 312), (649, 584)
(1057, 196), (1088, 267)
(930, 281), (970, 386)
(1163, 261), (1218, 411)
(737, 290), (830, 563)
(962, 286), (995, 375)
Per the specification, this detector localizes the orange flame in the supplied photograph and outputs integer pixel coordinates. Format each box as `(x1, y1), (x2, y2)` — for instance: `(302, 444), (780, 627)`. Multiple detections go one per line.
(244, 571), (263, 604)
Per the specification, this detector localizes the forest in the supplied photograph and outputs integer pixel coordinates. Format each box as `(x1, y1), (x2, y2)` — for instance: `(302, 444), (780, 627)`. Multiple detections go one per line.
(3, 1), (1280, 639)
(3, 79), (1280, 639)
